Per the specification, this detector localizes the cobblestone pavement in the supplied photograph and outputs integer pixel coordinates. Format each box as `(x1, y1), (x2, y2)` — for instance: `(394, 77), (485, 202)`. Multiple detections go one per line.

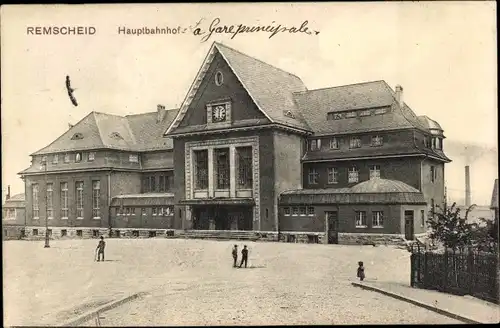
(3, 239), (461, 326)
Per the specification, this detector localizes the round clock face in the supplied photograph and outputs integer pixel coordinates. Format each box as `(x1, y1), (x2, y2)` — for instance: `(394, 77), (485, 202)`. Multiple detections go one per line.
(213, 105), (227, 121)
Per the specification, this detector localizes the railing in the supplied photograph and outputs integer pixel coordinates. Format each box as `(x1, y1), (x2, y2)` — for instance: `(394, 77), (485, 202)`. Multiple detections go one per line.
(410, 243), (499, 304)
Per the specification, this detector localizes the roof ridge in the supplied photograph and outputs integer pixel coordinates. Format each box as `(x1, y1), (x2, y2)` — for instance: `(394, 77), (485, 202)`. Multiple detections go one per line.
(293, 80), (387, 94)
(215, 42), (304, 82)
(125, 108), (179, 118)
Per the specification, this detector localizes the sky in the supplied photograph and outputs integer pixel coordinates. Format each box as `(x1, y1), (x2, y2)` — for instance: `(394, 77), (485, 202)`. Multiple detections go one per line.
(1, 2), (498, 205)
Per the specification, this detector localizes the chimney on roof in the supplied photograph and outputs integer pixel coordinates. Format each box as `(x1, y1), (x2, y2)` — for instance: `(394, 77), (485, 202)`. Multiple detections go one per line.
(157, 104), (166, 123)
(395, 85), (404, 107)
(6, 185), (11, 201)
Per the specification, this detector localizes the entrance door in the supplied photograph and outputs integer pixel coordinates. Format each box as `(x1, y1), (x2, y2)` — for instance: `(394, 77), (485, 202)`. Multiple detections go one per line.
(404, 210), (415, 240)
(326, 211), (339, 244)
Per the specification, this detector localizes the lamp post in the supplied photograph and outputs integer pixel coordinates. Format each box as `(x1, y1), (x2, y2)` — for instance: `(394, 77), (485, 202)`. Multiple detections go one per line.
(41, 159), (50, 248)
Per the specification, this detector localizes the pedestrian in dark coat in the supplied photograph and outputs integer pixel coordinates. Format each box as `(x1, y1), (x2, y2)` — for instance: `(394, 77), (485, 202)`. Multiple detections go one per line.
(232, 245), (238, 267)
(239, 245), (248, 268)
(96, 236), (106, 262)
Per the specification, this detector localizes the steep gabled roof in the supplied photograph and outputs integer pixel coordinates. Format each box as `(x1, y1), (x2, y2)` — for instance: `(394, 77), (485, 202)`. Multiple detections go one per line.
(165, 42), (311, 136)
(292, 80), (430, 136)
(31, 108), (179, 156)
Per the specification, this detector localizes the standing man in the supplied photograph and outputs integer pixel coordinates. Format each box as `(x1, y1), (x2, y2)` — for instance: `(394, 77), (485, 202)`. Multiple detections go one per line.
(96, 236), (106, 262)
(232, 245), (238, 267)
(239, 245), (249, 268)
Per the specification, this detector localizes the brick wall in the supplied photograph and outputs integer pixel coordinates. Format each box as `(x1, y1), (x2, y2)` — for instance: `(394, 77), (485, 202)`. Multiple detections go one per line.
(273, 130), (304, 232)
(24, 171), (111, 228)
(303, 157), (422, 190)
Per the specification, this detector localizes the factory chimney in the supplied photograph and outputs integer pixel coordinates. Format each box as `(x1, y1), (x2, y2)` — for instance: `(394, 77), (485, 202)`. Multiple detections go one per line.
(465, 165), (471, 207)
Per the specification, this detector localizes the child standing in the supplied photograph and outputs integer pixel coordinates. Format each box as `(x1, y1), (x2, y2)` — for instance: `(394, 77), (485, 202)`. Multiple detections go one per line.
(357, 261), (365, 281)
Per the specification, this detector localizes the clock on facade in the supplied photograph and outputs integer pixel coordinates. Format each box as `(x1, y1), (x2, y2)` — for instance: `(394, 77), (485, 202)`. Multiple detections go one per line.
(212, 105), (227, 122)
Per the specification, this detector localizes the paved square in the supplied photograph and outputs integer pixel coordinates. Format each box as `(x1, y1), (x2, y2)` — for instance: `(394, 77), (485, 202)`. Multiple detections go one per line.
(3, 238), (461, 326)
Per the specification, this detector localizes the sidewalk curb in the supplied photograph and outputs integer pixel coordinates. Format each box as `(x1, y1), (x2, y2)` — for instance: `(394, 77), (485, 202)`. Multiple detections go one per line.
(351, 282), (481, 324)
(61, 291), (149, 327)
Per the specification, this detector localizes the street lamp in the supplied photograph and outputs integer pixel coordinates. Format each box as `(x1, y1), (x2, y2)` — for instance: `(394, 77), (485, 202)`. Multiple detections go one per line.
(40, 159), (50, 248)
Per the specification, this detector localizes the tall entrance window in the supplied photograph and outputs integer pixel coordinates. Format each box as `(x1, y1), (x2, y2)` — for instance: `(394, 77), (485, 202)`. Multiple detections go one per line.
(47, 183), (54, 219)
(32, 184), (39, 219)
(76, 181), (84, 218)
(215, 148), (230, 189)
(236, 147), (253, 189)
(194, 150), (208, 190)
(61, 182), (68, 218)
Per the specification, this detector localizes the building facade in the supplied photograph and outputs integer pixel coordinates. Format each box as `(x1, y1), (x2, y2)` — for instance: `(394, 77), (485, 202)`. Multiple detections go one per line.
(19, 106), (178, 238)
(18, 42), (451, 244)
(2, 186), (26, 239)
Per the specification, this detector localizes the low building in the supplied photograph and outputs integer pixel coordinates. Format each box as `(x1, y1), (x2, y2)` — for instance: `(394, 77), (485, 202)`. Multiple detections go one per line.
(2, 187), (26, 239)
(279, 179), (427, 244)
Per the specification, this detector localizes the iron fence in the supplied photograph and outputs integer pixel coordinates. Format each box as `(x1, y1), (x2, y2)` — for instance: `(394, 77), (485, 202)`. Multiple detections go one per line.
(410, 243), (500, 304)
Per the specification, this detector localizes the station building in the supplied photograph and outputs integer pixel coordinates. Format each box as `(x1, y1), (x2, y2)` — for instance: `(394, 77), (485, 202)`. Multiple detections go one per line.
(18, 42), (450, 244)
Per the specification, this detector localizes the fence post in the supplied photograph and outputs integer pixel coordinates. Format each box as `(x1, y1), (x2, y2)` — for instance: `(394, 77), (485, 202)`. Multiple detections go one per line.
(467, 248), (474, 296)
(443, 249), (448, 292)
(410, 253), (415, 287)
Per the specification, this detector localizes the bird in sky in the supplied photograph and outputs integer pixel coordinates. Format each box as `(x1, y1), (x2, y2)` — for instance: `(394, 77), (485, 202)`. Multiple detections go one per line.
(65, 75), (78, 106)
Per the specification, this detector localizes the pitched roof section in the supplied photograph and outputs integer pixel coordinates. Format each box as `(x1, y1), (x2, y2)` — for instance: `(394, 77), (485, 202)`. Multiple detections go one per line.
(292, 81), (430, 136)
(32, 112), (105, 155)
(165, 42), (311, 136)
(32, 108), (179, 155)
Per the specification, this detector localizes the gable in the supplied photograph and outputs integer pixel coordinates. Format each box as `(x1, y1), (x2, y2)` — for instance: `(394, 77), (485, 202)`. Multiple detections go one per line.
(32, 112), (104, 155)
(178, 50), (267, 128)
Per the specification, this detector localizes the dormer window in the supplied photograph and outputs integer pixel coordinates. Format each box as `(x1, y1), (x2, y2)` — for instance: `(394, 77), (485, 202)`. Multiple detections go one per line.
(327, 112), (343, 120)
(437, 138), (443, 150)
(110, 132), (123, 140)
(349, 137), (361, 149)
(129, 154), (139, 163)
(371, 136), (383, 147)
(71, 133), (83, 140)
(310, 139), (321, 151)
(431, 138), (437, 149)
(284, 110), (295, 119)
(329, 138), (339, 150)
